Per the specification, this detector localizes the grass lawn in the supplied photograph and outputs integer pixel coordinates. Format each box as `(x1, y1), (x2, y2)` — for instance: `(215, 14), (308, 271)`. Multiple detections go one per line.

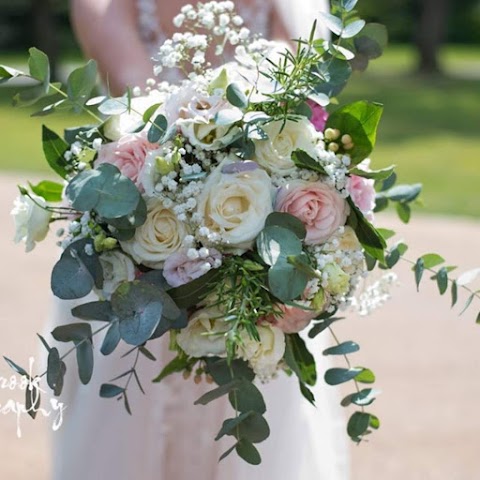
(0, 45), (479, 217)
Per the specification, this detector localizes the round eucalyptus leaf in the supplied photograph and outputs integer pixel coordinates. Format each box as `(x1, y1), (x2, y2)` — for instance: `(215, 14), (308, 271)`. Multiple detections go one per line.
(264, 213), (306, 240)
(112, 281), (164, 346)
(66, 163), (141, 219)
(256, 225), (302, 267)
(233, 412), (270, 444)
(323, 341), (360, 356)
(235, 440), (261, 465)
(324, 367), (362, 386)
(71, 301), (115, 322)
(229, 380), (266, 414)
(104, 196), (147, 230)
(268, 259), (309, 302)
(206, 358), (255, 386)
(347, 411), (371, 439)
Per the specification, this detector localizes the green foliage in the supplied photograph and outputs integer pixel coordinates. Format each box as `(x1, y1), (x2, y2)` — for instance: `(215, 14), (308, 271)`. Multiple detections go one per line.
(66, 163), (141, 219)
(29, 180), (63, 202)
(324, 367), (362, 385)
(291, 150), (328, 176)
(42, 125), (70, 178)
(153, 354), (196, 383)
(323, 341), (360, 356)
(46, 347), (66, 396)
(51, 239), (103, 300)
(226, 83), (248, 109)
(51, 322), (94, 385)
(326, 100), (383, 164)
(71, 301), (116, 322)
(101, 322), (121, 356)
(66, 60), (97, 110)
(99, 384), (125, 398)
(147, 114), (168, 143)
(111, 281), (164, 346)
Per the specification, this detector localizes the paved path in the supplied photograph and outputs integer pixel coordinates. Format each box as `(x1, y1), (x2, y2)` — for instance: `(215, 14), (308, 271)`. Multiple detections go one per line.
(0, 172), (479, 479)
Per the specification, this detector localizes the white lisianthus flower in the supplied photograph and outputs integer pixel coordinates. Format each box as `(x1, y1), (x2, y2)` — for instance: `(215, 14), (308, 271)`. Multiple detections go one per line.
(121, 198), (188, 268)
(97, 250), (136, 299)
(239, 324), (285, 380)
(179, 118), (241, 151)
(140, 143), (177, 197)
(11, 194), (52, 252)
(176, 306), (229, 357)
(103, 92), (165, 141)
(252, 118), (320, 176)
(196, 156), (273, 249)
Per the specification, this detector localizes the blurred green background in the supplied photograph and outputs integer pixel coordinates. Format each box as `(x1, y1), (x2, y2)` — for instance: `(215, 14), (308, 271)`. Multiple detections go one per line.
(0, 0), (479, 217)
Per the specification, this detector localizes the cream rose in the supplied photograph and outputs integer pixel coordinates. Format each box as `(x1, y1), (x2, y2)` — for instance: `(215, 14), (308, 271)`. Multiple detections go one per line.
(97, 250), (136, 299)
(239, 324), (285, 380)
(121, 198), (188, 268)
(176, 306), (229, 357)
(196, 157), (273, 249)
(252, 118), (319, 176)
(11, 194), (52, 252)
(275, 180), (349, 245)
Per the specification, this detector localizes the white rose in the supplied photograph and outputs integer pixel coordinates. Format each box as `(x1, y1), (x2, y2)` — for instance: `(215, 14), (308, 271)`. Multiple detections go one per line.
(176, 306), (229, 357)
(252, 118), (319, 176)
(97, 250), (136, 299)
(239, 324), (285, 380)
(121, 198), (188, 268)
(11, 194), (52, 252)
(104, 92), (165, 141)
(323, 263), (351, 296)
(196, 157), (273, 249)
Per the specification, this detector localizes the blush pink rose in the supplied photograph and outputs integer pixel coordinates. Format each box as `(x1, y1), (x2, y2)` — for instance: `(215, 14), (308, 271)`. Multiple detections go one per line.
(347, 175), (376, 215)
(266, 304), (317, 334)
(163, 248), (222, 287)
(307, 99), (329, 132)
(275, 180), (349, 245)
(96, 134), (156, 191)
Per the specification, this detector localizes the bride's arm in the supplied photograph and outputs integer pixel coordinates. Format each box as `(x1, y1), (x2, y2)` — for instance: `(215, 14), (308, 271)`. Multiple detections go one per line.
(71, 0), (153, 95)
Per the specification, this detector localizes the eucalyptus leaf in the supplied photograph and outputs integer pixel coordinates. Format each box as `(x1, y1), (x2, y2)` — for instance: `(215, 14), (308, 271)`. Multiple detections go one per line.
(414, 258), (425, 291)
(67, 60), (97, 107)
(268, 259), (309, 302)
(312, 58), (352, 97)
(284, 334), (316, 386)
(230, 380), (266, 414)
(436, 267), (449, 295)
(66, 163), (141, 219)
(112, 281), (164, 346)
(148, 114), (168, 143)
(308, 317), (342, 338)
(233, 412), (270, 444)
(396, 202), (411, 223)
(152, 355), (193, 383)
(71, 301), (116, 322)
(355, 367), (375, 384)
(99, 383), (125, 398)
(101, 322), (121, 356)
(347, 411), (371, 440)
(350, 165), (394, 181)
(98, 97), (129, 116)
(324, 367), (362, 386)
(341, 388), (377, 407)
(28, 47), (50, 84)
(323, 341), (360, 356)
(3, 357), (30, 378)
(194, 380), (240, 405)
(235, 440), (261, 466)
(341, 20), (366, 39)
(226, 83), (248, 109)
(318, 12), (344, 35)
(205, 358), (255, 386)
(257, 226), (302, 267)
(291, 149), (327, 176)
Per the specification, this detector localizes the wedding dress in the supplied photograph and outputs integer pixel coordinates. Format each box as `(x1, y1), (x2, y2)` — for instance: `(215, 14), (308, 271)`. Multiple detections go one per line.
(51, 1), (350, 479)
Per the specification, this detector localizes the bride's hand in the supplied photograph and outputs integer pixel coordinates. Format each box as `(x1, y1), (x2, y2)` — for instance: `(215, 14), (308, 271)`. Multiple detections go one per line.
(71, 0), (154, 95)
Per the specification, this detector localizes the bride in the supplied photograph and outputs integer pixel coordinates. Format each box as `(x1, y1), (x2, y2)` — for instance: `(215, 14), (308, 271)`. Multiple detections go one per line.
(50, 1), (349, 479)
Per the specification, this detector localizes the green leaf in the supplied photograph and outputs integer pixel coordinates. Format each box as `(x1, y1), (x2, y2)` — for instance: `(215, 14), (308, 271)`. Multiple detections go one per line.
(67, 60), (97, 107)
(284, 334), (316, 386)
(420, 253), (445, 269)
(234, 412), (270, 444)
(72, 301), (115, 322)
(99, 383), (125, 398)
(342, 19), (365, 39)
(219, 443), (238, 462)
(46, 347), (67, 396)
(268, 259), (309, 302)
(291, 149), (328, 176)
(230, 380), (266, 414)
(369, 414), (380, 430)
(312, 57), (352, 97)
(148, 114), (168, 143)
(101, 322), (121, 356)
(342, 0), (358, 12)
(205, 358), (255, 386)
(194, 380), (240, 405)
(324, 367), (362, 386)
(323, 341), (360, 356)
(341, 388), (377, 407)
(28, 47), (50, 84)
(66, 163), (141, 219)
(308, 317), (342, 338)
(264, 212), (306, 240)
(414, 258), (425, 291)
(326, 101), (383, 164)
(319, 12), (344, 35)
(235, 440), (261, 465)
(167, 269), (221, 309)
(29, 180), (64, 202)
(76, 340), (94, 385)
(226, 83), (248, 109)
(350, 165), (395, 181)
(354, 23), (388, 60)
(396, 202), (411, 223)
(451, 281), (458, 308)
(42, 125), (70, 179)
(112, 281), (164, 346)
(385, 247), (401, 269)
(104, 196), (147, 231)
(0, 65), (22, 84)
(98, 97), (129, 116)
(382, 184), (422, 203)
(436, 267), (449, 295)
(347, 201), (386, 262)
(216, 412), (252, 440)
(459, 293), (476, 316)
(152, 355), (193, 383)
(256, 226), (303, 266)
(3, 357), (30, 378)
(51, 239), (103, 300)
(51, 323), (92, 343)
(25, 383), (41, 420)
(299, 381), (316, 406)
(377, 229), (396, 242)
(347, 411), (371, 440)
(139, 346), (157, 361)
(355, 368), (375, 384)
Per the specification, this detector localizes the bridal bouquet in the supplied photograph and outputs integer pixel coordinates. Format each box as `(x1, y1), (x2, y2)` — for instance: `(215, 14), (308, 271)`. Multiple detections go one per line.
(3, 0), (479, 465)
